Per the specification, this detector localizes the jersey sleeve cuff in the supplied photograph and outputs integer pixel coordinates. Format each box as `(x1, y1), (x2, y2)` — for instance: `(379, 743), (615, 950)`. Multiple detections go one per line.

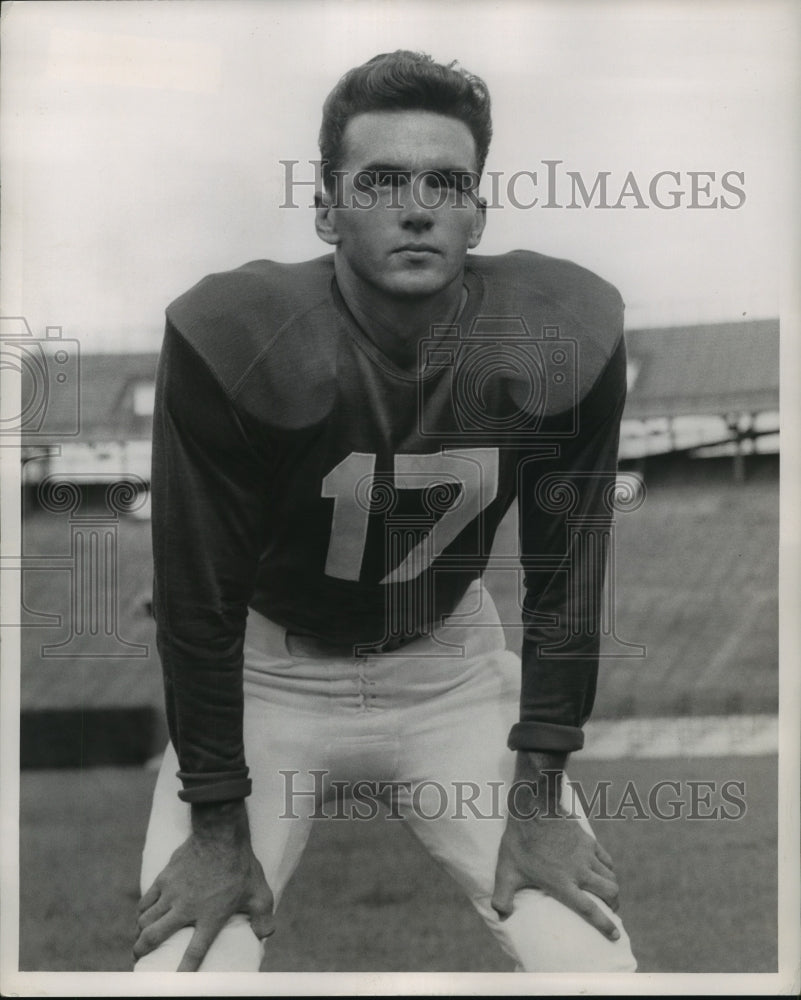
(507, 722), (585, 753)
(176, 769), (252, 803)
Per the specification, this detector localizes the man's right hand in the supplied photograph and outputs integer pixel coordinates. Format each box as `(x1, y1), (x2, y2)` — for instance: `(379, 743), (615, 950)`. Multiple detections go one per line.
(133, 799), (275, 971)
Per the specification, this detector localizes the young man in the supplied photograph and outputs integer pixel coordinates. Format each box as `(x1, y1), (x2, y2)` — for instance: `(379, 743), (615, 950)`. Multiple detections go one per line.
(134, 50), (637, 973)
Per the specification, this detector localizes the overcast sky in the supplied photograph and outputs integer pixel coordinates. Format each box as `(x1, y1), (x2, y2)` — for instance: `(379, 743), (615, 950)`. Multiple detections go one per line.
(2, 0), (799, 353)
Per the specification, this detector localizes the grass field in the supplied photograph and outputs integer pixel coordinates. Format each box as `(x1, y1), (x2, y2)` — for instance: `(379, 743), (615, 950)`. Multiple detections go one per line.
(19, 756), (777, 973)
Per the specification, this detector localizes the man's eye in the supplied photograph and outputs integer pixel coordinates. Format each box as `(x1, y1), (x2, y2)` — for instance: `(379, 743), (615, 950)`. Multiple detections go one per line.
(423, 171), (471, 192)
(372, 171), (409, 189)
(447, 171), (475, 192)
(422, 172), (447, 192)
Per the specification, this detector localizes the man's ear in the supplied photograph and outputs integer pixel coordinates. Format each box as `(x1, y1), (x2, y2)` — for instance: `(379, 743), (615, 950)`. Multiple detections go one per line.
(467, 196), (487, 250)
(315, 190), (340, 246)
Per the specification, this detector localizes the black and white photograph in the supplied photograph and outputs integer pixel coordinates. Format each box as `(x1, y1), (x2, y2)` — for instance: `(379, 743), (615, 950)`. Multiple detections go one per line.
(1, 0), (799, 995)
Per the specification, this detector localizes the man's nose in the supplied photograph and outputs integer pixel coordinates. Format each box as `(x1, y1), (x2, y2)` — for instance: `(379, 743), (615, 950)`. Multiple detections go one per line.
(399, 188), (435, 230)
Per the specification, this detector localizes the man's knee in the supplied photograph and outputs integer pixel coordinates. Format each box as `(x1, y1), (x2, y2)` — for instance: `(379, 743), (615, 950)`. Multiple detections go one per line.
(480, 889), (637, 973)
(132, 914), (263, 972)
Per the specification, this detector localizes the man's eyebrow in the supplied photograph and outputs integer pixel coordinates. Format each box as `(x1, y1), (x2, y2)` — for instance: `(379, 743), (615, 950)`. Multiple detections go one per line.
(359, 162), (476, 175)
(359, 163), (411, 175)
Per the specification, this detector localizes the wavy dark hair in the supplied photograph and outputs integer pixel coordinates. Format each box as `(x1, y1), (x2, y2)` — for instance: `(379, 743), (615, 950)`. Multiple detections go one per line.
(319, 50), (492, 192)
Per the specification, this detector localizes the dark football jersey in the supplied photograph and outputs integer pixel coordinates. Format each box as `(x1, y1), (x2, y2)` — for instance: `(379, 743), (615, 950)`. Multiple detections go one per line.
(152, 250), (626, 802)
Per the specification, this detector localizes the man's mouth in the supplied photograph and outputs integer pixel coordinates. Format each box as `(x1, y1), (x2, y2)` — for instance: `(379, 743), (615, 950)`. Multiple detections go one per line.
(394, 244), (440, 255)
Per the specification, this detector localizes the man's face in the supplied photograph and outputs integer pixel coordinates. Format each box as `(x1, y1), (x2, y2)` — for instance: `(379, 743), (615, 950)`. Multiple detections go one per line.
(317, 110), (486, 299)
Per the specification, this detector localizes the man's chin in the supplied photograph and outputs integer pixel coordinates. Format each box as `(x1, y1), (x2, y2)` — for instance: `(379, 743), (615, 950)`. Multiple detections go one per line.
(379, 269), (458, 300)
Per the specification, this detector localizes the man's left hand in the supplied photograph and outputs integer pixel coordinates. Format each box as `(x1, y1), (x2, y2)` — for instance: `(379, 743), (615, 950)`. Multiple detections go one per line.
(491, 750), (621, 942)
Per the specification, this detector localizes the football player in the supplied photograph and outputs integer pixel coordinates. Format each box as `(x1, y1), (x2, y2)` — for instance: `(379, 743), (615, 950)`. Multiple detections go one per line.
(133, 50), (637, 973)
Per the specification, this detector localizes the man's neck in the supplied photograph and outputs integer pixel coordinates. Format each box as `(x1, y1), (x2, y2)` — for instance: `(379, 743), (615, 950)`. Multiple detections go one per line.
(334, 257), (467, 370)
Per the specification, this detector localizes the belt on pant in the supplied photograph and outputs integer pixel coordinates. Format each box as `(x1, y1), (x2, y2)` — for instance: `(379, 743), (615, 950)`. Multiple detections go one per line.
(284, 630), (417, 658)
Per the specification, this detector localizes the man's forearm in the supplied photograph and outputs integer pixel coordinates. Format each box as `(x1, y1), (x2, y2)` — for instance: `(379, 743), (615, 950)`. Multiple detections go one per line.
(157, 633), (252, 803)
